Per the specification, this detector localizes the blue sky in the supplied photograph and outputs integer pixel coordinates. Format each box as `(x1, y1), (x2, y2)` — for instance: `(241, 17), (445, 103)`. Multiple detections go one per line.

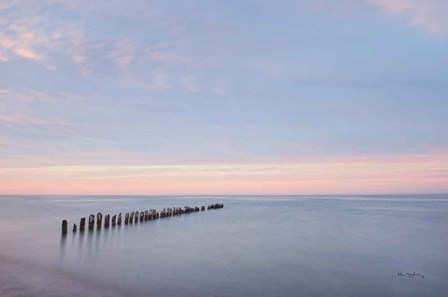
(1, 0), (448, 194)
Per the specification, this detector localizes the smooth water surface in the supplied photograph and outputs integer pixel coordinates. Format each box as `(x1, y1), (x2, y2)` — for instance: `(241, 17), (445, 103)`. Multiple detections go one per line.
(0, 195), (447, 297)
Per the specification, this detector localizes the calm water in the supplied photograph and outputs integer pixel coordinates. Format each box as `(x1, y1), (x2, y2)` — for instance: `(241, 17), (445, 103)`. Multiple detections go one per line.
(0, 195), (447, 297)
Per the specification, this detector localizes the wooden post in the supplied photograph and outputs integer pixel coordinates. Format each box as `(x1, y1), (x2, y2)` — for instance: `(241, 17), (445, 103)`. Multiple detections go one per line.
(118, 213), (122, 225)
(135, 211), (139, 223)
(112, 214), (117, 226)
(80, 217), (85, 232)
(104, 214), (110, 228)
(62, 220), (68, 235)
(73, 223), (77, 233)
(125, 212), (129, 224)
(96, 212), (102, 229)
(88, 214), (95, 230)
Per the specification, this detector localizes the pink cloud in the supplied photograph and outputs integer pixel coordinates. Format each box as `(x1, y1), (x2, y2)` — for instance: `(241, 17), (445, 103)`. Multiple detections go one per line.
(1, 151), (447, 195)
(368, 0), (448, 35)
(14, 46), (43, 60)
(301, 0), (448, 36)
(0, 16), (47, 62)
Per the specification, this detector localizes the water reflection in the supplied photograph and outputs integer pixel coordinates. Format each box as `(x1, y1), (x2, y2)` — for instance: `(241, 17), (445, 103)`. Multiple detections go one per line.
(60, 212), (165, 262)
(59, 220), (140, 261)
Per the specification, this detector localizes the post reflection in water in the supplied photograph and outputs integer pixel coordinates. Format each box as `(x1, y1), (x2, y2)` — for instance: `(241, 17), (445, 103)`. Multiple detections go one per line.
(59, 233), (66, 262)
(59, 219), (135, 263)
(57, 204), (226, 269)
(94, 227), (101, 254)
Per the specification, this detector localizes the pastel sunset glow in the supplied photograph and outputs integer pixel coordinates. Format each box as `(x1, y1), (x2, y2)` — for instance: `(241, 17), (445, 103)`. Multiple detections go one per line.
(1, 0), (448, 195)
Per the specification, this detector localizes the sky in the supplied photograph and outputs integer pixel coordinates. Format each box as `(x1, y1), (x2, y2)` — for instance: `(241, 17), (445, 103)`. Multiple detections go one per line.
(1, 0), (448, 195)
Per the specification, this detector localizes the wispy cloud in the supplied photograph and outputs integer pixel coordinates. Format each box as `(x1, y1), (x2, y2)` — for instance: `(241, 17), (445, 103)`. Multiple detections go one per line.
(146, 69), (172, 91)
(368, 0), (448, 36)
(0, 87), (83, 102)
(146, 49), (192, 65)
(0, 114), (68, 126)
(0, 87), (81, 128)
(107, 39), (136, 68)
(211, 86), (225, 95)
(299, 0), (448, 36)
(179, 76), (200, 93)
(0, 16), (46, 62)
(0, 0), (199, 87)
(0, 5), (95, 73)
(64, 0), (159, 21)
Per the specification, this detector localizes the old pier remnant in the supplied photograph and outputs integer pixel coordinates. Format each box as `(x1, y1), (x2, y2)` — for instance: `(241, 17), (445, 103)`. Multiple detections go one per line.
(61, 203), (224, 236)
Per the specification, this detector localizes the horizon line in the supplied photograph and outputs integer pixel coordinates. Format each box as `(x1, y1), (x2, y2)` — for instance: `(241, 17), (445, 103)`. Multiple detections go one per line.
(1, 192), (447, 197)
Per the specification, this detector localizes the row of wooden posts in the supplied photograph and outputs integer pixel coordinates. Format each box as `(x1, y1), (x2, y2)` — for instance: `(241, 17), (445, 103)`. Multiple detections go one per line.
(61, 203), (224, 235)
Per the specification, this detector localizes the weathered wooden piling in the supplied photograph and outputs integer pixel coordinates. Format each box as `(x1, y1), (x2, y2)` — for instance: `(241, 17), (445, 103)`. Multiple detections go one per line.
(80, 217), (86, 231)
(201, 206), (205, 211)
(130, 211), (134, 223)
(207, 203), (224, 210)
(140, 212), (144, 222)
(88, 214), (95, 230)
(62, 220), (68, 235)
(135, 211), (139, 223)
(118, 213), (122, 225)
(104, 214), (110, 228)
(112, 215), (117, 226)
(150, 209), (156, 220)
(144, 210), (149, 221)
(96, 212), (103, 228)
(125, 212), (129, 224)
(73, 223), (77, 233)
